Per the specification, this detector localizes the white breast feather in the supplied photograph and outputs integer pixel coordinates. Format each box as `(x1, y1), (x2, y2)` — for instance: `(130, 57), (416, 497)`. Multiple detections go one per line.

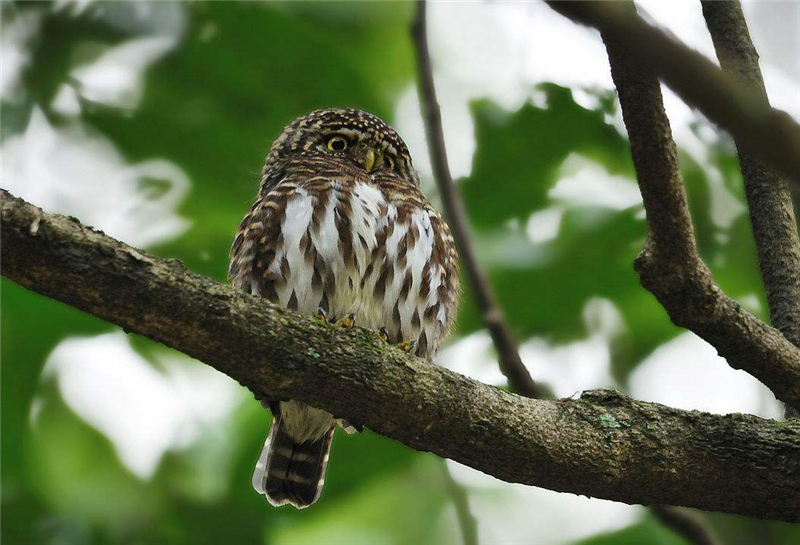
(398, 210), (435, 340)
(389, 215), (415, 333)
(274, 181), (445, 350)
(279, 188), (315, 308)
(349, 183), (388, 327)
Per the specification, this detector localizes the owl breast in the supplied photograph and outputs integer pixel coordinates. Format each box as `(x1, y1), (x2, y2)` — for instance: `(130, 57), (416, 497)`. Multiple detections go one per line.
(247, 179), (453, 359)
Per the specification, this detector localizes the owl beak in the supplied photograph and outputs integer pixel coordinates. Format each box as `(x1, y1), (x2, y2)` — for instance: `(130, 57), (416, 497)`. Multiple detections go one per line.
(359, 147), (376, 172)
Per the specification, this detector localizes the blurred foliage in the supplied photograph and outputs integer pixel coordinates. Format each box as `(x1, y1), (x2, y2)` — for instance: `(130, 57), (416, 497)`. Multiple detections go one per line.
(574, 516), (684, 545)
(0, 1), (791, 545)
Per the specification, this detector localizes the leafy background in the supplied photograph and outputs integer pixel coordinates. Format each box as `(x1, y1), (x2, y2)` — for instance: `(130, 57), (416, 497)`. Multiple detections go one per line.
(2, 1), (799, 544)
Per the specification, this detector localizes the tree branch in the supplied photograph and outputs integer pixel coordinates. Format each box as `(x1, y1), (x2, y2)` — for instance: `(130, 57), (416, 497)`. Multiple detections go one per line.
(411, 0), (544, 399)
(546, 1), (800, 186)
(2, 189), (799, 521)
(598, 8), (800, 412)
(701, 1), (800, 352)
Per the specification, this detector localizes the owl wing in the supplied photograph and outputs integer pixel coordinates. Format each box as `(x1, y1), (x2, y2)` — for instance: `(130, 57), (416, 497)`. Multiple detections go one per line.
(228, 168), (291, 297)
(370, 181), (457, 360)
(424, 205), (460, 353)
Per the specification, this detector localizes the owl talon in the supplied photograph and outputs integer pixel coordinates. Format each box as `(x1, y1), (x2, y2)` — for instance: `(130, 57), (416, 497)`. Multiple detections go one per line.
(397, 339), (417, 353)
(377, 328), (415, 352)
(315, 307), (329, 322)
(336, 313), (356, 329)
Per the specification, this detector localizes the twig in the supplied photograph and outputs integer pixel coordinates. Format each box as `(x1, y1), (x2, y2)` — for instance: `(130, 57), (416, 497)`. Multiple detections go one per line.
(411, 2), (534, 534)
(701, 1), (800, 352)
(546, 1), (800, 186)
(650, 506), (723, 545)
(596, 4), (800, 411)
(2, 189), (798, 519)
(411, 0), (544, 399)
(441, 460), (479, 545)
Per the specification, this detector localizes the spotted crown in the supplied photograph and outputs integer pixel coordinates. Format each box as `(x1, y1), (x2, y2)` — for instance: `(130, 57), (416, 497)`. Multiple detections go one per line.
(263, 108), (416, 180)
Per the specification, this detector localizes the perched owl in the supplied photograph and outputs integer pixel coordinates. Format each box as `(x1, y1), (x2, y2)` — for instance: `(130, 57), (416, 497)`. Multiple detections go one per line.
(228, 108), (459, 509)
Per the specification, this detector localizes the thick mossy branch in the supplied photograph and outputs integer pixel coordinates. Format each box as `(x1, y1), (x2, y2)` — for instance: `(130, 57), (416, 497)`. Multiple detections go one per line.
(1, 189), (799, 520)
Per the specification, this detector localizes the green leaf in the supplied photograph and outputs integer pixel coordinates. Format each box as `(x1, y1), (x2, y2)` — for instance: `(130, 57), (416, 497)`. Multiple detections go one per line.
(461, 85), (634, 229)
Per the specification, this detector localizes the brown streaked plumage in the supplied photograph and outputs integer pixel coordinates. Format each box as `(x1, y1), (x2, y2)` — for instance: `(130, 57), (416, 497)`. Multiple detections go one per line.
(229, 108), (459, 509)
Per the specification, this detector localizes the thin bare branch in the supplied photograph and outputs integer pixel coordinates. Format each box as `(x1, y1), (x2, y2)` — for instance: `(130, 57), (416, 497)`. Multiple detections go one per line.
(441, 461), (479, 545)
(546, 1), (800, 186)
(2, 189), (798, 520)
(411, 0), (544, 399)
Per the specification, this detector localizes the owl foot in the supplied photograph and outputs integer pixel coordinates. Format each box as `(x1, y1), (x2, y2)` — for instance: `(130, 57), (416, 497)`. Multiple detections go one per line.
(397, 339), (417, 353)
(378, 327), (417, 353)
(336, 313), (356, 329)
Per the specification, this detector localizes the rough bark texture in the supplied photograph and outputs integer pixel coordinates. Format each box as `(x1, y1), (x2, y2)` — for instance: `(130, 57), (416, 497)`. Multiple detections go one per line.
(0, 191), (800, 521)
(600, 18), (800, 413)
(702, 1), (800, 351)
(411, 0), (542, 399)
(2, 189), (800, 521)
(546, 1), (800, 186)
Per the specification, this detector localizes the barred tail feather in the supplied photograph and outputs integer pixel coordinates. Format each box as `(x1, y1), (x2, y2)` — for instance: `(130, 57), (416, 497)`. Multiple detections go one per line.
(252, 418), (334, 509)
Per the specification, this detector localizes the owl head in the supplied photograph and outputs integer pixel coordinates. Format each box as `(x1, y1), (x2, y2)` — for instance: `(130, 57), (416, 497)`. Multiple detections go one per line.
(265, 108), (418, 184)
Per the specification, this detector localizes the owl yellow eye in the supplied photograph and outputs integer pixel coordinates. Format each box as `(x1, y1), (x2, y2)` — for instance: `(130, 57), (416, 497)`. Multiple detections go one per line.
(383, 155), (395, 171)
(326, 136), (348, 152)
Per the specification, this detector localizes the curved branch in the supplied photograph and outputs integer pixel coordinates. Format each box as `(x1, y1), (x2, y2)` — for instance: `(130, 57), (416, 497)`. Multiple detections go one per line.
(598, 7), (800, 412)
(411, 0), (543, 399)
(1, 189), (799, 521)
(546, 1), (800, 186)
(701, 1), (800, 352)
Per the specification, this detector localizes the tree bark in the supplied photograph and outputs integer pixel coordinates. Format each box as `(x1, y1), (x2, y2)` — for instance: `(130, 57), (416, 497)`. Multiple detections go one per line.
(702, 0), (800, 354)
(2, 189), (799, 521)
(599, 8), (800, 413)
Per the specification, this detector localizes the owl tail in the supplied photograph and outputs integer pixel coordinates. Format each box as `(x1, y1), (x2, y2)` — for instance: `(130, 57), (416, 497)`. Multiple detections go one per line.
(252, 417), (334, 509)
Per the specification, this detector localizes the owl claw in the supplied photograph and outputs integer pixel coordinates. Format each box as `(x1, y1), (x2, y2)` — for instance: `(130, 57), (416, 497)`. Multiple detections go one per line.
(377, 327), (416, 353)
(336, 313), (356, 329)
(315, 307), (329, 322)
(397, 339), (417, 353)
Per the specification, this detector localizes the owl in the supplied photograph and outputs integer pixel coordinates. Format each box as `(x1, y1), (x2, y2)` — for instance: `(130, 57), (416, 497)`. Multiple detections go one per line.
(228, 108), (459, 509)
